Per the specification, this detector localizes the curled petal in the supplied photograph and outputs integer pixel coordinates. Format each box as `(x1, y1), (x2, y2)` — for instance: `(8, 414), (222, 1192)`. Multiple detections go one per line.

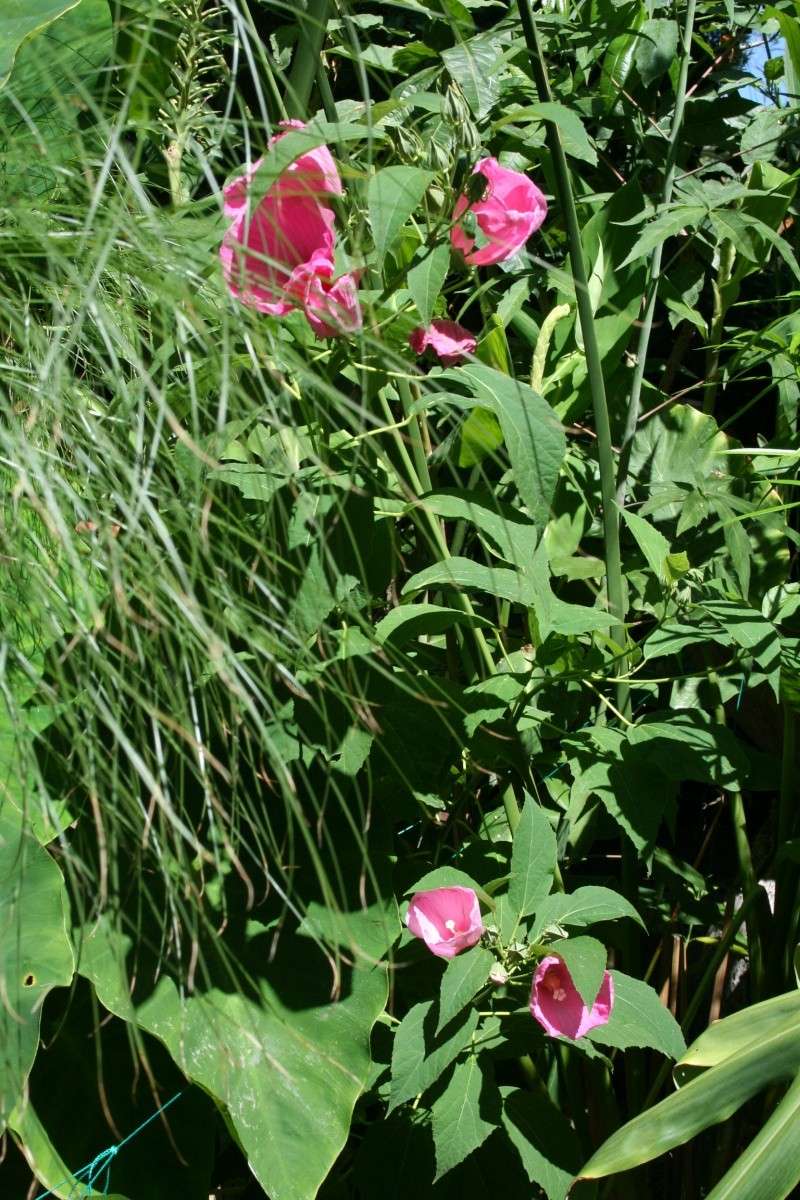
(405, 886), (483, 959)
(451, 157), (547, 267)
(409, 319), (476, 366)
(530, 955), (614, 1040)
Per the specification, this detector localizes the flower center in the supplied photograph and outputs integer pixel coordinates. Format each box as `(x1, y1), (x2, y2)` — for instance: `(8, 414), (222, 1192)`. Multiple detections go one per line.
(444, 919), (462, 936)
(542, 968), (567, 1002)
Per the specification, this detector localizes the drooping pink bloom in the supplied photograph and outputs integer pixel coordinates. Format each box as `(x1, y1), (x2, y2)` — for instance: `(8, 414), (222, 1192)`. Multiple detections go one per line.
(405, 886), (483, 959)
(220, 121), (360, 336)
(451, 157), (547, 267)
(530, 955), (614, 1040)
(288, 250), (362, 338)
(409, 319), (476, 366)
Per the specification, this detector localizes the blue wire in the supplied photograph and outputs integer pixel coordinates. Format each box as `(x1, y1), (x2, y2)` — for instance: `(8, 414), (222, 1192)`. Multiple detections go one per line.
(34, 1091), (183, 1200)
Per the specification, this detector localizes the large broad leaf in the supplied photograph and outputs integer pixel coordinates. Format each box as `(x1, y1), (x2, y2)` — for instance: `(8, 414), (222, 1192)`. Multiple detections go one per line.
(556, 937), (608, 1008)
(702, 1070), (800, 1200)
(9, 1101), (129, 1200)
(407, 243), (451, 326)
(580, 1002), (800, 1180)
(77, 917), (387, 1200)
(433, 364), (567, 524)
(0, 0), (80, 87)
(634, 17), (679, 85)
(0, 804), (74, 1130)
(675, 991), (800, 1080)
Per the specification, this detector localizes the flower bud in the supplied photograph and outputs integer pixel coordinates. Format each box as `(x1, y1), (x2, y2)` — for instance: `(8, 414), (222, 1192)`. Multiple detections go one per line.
(488, 963), (509, 987)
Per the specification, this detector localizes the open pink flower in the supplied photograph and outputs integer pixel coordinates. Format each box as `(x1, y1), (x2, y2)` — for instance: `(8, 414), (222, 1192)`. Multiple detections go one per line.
(530, 955), (614, 1040)
(451, 157), (547, 267)
(220, 121), (360, 335)
(405, 886), (483, 959)
(409, 319), (476, 366)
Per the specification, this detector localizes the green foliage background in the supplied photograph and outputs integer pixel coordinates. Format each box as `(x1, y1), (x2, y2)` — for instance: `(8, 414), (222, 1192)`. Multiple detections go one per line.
(0, 0), (799, 1197)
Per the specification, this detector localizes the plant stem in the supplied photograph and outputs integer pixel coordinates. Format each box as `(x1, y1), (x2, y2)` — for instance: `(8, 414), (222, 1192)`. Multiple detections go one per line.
(615, 0), (697, 505)
(702, 238), (735, 416)
(284, 0), (331, 119)
(517, 0), (625, 662)
(397, 378), (432, 493)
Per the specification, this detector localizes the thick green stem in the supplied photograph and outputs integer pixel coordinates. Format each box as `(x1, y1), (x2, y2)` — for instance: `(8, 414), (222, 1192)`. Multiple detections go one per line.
(615, 0), (697, 506)
(702, 238), (736, 416)
(284, 0), (332, 118)
(517, 0), (625, 661)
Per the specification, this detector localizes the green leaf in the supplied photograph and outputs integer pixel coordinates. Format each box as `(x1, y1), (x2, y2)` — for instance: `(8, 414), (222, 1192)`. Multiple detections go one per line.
(675, 991), (800, 1081)
(620, 506), (673, 583)
(532, 886), (645, 940)
(417, 488), (538, 568)
(431, 1055), (499, 1180)
(525, 101), (597, 165)
(507, 794), (557, 921)
(634, 18), (679, 85)
(703, 1070), (800, 1200)
(0, 0), (81, 88)
(437, 363), (566, 523)
(698, 600), (781, 700)
(0, 805), (74, 1131)
(599, 6), (646, 112)
(375, 602), (494, 648)
(626, 711), (752, 792)
(403, 557), (535, 607)
(581, 999), (800, 1180)
(619, 207), (706, 269)
(555, 936), (608, 1008)
(368, 166), (434, 266)
(438, 947), (494, 1034)
(458, 407), (505, 468)
(764, 6), (800, 99)
(389, 1001), (480, 1112)
(500, 1087), (581, 1200)
(586, 970), (686, 1059)
(441, 33), (504, 118)
(78, 917), (387, 1200)
(407, 243), (451, 326)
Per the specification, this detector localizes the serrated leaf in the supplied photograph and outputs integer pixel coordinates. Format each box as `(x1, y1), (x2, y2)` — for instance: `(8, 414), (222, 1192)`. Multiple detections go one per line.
(407, 243), (451, 326)
(532, 886), (644, 940)
(390, 1002), (480, 1112)
(620, 506), (673, 583)
(500, 1087), (581, 1200)
(619, 206), (705, 269)
(438, 947), (494, 1033)
(507, 794), (557, 921)
(587, 970), (685, 1059)
(368, 166), (433, 265)
(431, 1055), (499, 1180)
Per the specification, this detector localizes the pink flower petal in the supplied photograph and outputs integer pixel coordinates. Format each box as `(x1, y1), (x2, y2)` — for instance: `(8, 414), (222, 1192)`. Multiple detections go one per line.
(405, 886), (483, 959)
(530, 955), (614, 1040)
(450, 157), (547, 267)
(409, 319), (476, 366)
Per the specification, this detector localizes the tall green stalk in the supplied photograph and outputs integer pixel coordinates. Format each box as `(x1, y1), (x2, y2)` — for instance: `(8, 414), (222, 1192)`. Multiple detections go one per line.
(284, 0), (332, 119)
(517, 0), (625, 658)
(615, 0), (698, 504)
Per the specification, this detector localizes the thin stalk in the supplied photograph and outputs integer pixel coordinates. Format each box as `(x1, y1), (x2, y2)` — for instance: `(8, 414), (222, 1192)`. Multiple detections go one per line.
(530, 303), (571, 392)
(643, 886), (762, 1108)
(284, 0), (332, 119)
(517, 0), (625, 662)
(615, 0), (698, 504)
(397, 378), (432, 493)
(702, 239), (735, 416)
